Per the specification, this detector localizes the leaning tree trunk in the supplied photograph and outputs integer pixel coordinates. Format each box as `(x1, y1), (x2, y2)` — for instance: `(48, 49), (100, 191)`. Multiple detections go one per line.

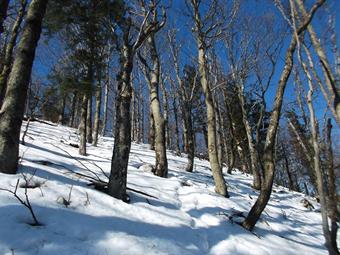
(0, 0), (27, 107)
(92, 80), (102, 146)
(238, 82), (261, 190)
(86, 95), (93, 143)
(241, 0), (324, 229)
(107, 45), (133, 201)
(78, 93), (88, 156)
(0, 0), (9, 36)
(197, 42), (228, 197)
(242, 35), (297, 230)
(0, 0), (48, 174)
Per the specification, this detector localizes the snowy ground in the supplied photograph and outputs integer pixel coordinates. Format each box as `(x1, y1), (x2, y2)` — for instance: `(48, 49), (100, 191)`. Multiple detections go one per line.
(0, 121), (333, 255)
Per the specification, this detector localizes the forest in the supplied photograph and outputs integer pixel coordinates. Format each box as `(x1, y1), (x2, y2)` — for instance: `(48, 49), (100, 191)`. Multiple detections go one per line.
(0, 0), (339, 254)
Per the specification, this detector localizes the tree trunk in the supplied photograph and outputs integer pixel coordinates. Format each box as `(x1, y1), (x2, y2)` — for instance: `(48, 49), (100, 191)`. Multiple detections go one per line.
(197, 45), (228, 196)
(325, 119), (339, 254)
(86, 95), (93, 143)
(108, 45), (133, 201)
(102, 57), (110, 136)
(237, 82), (261, 190)
(242, 0), (325, 230)
(242, 36), (297, 230)
(92, 81), (102, 146)
(0, 0), (27, 107)
(148, 109), (155, 150)
(144, 35), (168, 177)
(0, 0), (48, 174)
(172, 96), (181, 154)
(69, 91), (78, 127)
(78, 93), (88, 156)
(0, 0), (9, 35)
(58, 95), (66, 124)
(160, 77), (170, 148)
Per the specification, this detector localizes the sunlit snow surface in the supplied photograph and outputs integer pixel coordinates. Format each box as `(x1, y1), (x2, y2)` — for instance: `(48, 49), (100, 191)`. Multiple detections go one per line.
(0, 121), (333, 255)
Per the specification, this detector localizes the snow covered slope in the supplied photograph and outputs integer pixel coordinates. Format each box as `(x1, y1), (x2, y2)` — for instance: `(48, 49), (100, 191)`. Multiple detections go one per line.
(0, 121), (332, 255)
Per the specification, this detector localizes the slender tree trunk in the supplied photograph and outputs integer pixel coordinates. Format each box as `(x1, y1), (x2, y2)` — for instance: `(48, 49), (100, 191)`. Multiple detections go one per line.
(242, 0), (324, 229)
(0, 0), (9, 36)
(58, 95), (66, 124)
(0, 0), (27, 107)
(102, 57), (110, 136)
(0, 0), (48, 174)
(69, 91), (78, 127)
(144, 36), (168, 177)
(108, 45), (133, 201)
(86, 95), (93, 143)
(79, 93), (88, 156)
(182, 101), (194, 172)
(197, 45), (228, 196)
(131, 87), (136, 141)
(149, 109), (155, 150)
(237, 82), (261, 190)
(325, 119), (339, 254)
(160, 77), (170, 148)
(242, 36), (297, 230)
(92, 80), (102, 146)
(172, 96), (181, 154)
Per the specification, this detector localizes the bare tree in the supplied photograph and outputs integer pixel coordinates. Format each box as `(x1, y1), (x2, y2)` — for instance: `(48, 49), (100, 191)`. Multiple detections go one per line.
(139, 27), (168, 177)
(0, 0), (49, 174)
(242, 0), (325, 231)
(108, 0), (166, 200)
(187, 0), (239, 196)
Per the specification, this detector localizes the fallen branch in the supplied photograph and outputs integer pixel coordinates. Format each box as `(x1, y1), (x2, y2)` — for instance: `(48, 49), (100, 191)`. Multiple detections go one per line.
(0, 179), (41, 226)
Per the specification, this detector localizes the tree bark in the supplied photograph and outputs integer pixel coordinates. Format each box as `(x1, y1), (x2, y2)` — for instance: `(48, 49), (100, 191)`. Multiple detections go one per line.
(102, 56), (110, 136)
(172, 95), (181, 154)
(78, 93), (88, 156)
(86, 94), (93, 143)
(92, 80), (102, 146)
(325, 119), (339, 254)
(148, 109), (155, 150)
(0, 0), (48, 174)
(237, 82), (261, 190)
(108, 44), (133, 201)
(69, 91), (78, 127)
(142, 35), (168, 177)
(0, 0), (27, 107)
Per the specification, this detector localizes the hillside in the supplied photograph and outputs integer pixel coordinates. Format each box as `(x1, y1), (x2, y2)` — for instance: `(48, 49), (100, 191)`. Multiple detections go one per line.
(0, 121), (330, 255)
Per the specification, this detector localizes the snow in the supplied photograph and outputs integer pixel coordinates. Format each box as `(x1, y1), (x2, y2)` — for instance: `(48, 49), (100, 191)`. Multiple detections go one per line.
(0, 121), (334, 255)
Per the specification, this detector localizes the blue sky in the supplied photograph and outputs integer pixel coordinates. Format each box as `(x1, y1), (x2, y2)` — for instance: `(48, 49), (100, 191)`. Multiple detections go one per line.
(32, 0), (340, 128)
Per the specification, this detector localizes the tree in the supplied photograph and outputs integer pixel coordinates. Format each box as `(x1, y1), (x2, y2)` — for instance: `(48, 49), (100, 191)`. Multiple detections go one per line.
(107, 0), (166, 200)
(139, 14), (167, 177)
(188, 0), (239, 197)
(242, 0), (326, 231)
(0, 0), (49, 174)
